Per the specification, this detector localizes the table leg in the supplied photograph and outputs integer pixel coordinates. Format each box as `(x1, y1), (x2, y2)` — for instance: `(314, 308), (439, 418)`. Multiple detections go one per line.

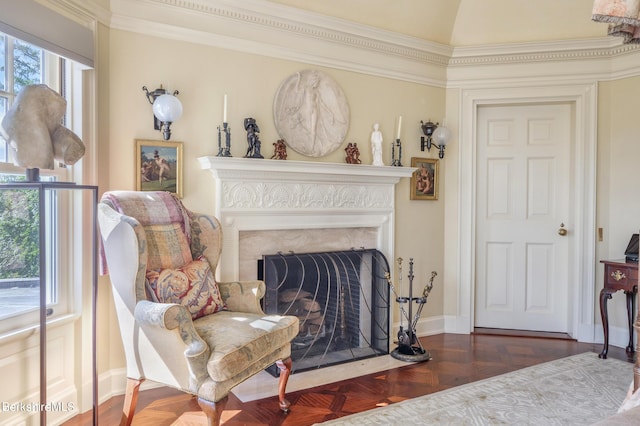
(599, 288), (614, 359)
(625, 288), (637, 354)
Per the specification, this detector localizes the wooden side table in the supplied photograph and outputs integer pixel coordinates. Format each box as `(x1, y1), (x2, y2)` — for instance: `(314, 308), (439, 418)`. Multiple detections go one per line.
(599, 259), (638, 359)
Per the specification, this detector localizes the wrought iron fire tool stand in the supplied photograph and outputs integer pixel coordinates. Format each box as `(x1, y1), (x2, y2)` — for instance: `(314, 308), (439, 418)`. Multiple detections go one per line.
(386, 257), (436, 362)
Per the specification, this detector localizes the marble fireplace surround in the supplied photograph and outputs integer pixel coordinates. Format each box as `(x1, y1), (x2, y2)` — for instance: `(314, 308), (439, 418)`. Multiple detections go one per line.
(198, 157), (415, 282)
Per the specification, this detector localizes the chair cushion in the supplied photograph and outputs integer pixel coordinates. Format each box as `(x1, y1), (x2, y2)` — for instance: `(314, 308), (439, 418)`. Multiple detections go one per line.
(146, 256), (226, 319)
(194, 311), (299, 382)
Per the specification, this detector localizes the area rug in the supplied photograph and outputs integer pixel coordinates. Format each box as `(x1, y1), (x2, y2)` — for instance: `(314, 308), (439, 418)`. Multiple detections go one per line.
(316, 352), (631, 425)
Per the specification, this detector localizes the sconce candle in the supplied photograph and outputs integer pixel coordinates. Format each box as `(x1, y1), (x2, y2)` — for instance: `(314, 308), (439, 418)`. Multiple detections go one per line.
(223, 94), (228, 123)
(420, 119), (450, 159)
(396, 116), (402, 140)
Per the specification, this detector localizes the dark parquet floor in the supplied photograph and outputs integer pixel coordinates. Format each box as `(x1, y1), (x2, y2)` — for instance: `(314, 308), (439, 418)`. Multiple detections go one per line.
(63, 333), (634, 426)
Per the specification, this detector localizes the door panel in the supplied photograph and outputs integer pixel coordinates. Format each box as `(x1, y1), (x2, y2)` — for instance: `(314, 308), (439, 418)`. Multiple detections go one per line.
(475, 103), (571, 332)
(485, 242), (513, 310)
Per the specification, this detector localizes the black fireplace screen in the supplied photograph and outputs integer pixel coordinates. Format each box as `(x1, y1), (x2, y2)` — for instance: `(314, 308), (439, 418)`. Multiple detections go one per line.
(259, 248), (390, 375)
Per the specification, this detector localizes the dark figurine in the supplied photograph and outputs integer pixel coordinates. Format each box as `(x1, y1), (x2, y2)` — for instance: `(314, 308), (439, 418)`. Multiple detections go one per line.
(345, 142), (361, 164)
(272, 139), (288, 160)
(243, 117), (263, 158)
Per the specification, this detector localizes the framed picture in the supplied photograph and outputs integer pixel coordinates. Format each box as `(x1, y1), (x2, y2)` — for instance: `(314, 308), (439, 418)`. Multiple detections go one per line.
(136, 139), (183, 198)
(410, 157), (438, 200)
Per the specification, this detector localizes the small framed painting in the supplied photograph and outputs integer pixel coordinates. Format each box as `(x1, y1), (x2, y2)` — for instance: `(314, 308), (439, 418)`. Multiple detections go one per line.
(410, 157), (438, 200)
(135, 139), (183, 198)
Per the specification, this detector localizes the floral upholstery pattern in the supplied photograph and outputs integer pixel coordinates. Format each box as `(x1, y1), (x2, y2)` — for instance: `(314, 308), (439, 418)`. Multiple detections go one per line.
(146, 256), (226, 320)
(195, 311), (299, 381)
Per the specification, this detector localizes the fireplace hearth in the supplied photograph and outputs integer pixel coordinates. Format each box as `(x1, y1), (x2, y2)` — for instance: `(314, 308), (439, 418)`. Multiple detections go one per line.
(259, 249), (390, 375)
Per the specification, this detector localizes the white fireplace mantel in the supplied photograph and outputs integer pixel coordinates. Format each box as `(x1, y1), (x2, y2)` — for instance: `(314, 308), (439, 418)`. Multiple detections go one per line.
(198, 156), (415, 281)
(198, 157), (415, 184)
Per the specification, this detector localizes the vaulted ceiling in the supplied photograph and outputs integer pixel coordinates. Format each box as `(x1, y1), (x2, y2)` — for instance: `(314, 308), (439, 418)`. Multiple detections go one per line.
(267, 0), (608, 46)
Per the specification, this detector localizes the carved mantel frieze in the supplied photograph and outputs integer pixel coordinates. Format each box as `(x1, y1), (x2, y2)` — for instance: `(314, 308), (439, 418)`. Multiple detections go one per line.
(198, 156), (414, 281)
(198, 157), (415, 212)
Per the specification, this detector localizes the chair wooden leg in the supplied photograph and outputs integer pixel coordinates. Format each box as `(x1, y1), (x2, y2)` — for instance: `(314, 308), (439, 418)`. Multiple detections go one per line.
(198, 396), (227, 426)
(276, 357), (293, 412)
(120, 378), (143, 426)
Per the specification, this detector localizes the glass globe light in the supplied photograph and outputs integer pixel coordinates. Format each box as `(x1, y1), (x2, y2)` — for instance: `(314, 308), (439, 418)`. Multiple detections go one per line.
(431, 125), (451, 159)
(153, 94), (183, 123)
(432, 125), (451, 146)
(152, 94), (182, 140)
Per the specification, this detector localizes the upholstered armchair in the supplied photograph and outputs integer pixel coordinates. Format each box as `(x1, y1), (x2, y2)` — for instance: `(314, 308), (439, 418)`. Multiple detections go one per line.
(98, 191), (299, 426)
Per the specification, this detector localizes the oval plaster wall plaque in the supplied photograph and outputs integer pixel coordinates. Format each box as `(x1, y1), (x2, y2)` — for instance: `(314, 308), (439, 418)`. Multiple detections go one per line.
(273, 69), (350, 157)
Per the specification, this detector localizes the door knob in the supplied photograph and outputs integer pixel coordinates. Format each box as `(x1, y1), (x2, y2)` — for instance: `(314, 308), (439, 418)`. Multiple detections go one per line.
(558, 223), (568, 236)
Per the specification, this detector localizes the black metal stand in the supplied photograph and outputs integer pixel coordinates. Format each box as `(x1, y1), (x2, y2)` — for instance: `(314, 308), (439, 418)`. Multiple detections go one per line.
(0, 180), (98, 425)
(387, 258), (435, 362)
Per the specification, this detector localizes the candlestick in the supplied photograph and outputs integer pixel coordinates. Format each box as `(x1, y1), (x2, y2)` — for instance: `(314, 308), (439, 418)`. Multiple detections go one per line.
(396, 115), (402, 140)
(223, 94), (227, 123)
(216, 125), (223, 156)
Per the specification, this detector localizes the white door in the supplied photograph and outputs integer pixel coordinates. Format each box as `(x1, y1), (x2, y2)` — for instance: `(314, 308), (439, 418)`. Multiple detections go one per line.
(475, 103), (571, 332)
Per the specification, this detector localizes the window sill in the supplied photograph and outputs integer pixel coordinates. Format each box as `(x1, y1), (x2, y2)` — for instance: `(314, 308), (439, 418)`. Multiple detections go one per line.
(0, 312), (81, 344)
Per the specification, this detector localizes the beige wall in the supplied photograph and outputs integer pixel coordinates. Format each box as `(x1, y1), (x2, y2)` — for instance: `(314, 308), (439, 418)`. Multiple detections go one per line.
(0, 0), (632, 414)
(596, 77), (640, 327)
(98, 28), (640, 377)
(99, 28), (448, 372)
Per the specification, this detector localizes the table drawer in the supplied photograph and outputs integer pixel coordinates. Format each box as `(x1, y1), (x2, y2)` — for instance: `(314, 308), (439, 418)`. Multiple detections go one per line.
(605, 265), (638, 290)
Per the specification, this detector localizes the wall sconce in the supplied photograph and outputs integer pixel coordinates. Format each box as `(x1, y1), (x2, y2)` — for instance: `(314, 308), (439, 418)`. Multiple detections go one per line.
(420, 120), (451, 159)
(142, 85), (183, 140)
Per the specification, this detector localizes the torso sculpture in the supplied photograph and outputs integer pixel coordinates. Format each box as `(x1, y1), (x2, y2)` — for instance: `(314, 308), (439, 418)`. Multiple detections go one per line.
(1, 84), (85, 175)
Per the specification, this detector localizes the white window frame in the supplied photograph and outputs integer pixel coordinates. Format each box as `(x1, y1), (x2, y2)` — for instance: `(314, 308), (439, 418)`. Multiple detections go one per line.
(0, 33), (80, 337)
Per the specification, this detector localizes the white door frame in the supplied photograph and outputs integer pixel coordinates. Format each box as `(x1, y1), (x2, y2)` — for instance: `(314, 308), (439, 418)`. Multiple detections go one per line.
(457, 83), (598, 342)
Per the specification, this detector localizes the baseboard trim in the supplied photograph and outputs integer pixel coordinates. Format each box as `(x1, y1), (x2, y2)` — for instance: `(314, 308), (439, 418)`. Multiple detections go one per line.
(473, 327), (574, 340)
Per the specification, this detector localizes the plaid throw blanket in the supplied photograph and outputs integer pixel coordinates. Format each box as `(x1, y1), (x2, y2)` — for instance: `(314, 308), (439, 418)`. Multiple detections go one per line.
(99, 191), (193, 274)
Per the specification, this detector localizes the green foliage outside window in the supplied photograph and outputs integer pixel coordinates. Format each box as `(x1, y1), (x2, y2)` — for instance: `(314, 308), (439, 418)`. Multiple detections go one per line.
(0, 35), (44, 280)
(0, 177), (39, 279)
(13, 40), (42, 93)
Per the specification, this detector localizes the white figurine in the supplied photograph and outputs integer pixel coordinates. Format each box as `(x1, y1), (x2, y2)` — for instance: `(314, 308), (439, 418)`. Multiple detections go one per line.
(370, 123), (384, 166)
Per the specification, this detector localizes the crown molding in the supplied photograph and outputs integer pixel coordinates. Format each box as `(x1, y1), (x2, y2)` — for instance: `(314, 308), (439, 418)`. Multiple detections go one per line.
(107, 0), (450, 86)
(447, 37), (640, 87)
(59, 0), (640, 86)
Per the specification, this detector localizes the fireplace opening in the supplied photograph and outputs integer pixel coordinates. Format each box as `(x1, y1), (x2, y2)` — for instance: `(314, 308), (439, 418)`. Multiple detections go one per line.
(258, 248), (390, 376)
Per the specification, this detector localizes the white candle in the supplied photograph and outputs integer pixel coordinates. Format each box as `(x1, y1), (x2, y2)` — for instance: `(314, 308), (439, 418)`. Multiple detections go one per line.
(396, 116), (402, 140)
(223, 94), (228, 123)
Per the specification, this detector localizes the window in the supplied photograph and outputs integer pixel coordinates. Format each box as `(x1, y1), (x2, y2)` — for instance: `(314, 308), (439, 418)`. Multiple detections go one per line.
(0, 32), (74, 335)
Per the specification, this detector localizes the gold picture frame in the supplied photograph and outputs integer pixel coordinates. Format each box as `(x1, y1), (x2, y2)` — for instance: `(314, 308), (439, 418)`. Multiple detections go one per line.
(410, 157), (438, 200)
(135, 139), (183, 198)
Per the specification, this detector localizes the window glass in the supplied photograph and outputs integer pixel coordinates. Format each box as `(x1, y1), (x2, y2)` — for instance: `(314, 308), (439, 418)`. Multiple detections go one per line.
(0, 33), (5, 91)
(0, 34), (7, 162)
(0, 97), (5, 162)
(0, 175), (58, 323)
(0, 32), (69, 332)
(13, 39), (42, 93)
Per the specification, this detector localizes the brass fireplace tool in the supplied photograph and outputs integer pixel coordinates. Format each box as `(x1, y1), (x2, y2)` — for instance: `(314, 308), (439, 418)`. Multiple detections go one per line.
(385, 257), (436, 362)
